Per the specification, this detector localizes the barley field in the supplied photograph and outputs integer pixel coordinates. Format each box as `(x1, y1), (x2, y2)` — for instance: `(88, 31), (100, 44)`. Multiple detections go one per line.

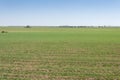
(0, 27), (120, 80)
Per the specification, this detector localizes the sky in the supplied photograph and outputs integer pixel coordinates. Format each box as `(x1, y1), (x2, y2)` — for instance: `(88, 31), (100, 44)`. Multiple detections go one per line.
(0, 0), (120, 26)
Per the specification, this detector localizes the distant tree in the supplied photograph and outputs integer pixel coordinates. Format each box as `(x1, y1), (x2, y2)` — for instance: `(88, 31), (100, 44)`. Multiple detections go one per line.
(25, 25), (31, 28)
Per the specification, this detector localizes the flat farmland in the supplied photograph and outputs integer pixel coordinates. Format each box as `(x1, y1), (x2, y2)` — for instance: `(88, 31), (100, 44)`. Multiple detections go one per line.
(0, 27), (120, 80)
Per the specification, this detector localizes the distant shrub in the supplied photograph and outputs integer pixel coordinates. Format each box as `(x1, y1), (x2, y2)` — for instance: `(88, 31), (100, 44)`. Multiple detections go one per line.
(1, 31), (8, 33)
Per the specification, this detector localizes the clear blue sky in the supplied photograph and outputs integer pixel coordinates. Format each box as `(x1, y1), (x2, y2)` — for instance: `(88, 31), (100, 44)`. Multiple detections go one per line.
(0, 0), (120, 26)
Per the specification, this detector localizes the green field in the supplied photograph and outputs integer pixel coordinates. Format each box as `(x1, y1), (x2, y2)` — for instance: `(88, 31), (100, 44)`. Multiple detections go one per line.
(0, 27), (120, 80)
